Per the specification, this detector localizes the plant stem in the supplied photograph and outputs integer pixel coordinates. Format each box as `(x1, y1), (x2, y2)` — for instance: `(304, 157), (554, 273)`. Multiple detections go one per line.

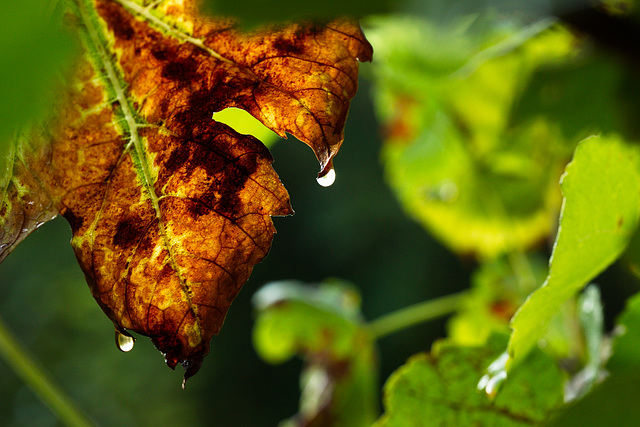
(368, 291), (468, 340)
(0, 316), (93, 427)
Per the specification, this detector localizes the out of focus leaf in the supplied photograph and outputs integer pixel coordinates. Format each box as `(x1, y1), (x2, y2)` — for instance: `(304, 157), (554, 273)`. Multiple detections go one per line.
(564, 285), (606, 401)
(0, 0), (77, 146)
(512, 56), (624, 143)
(448, 254), (547, 346)
(509, 135), (640, 367)
(253, 280), (377, 427)
(375, 336), (564, 426)
(204, 0), (399, 28)
(548, 291), (640, 426)
(368, 16), (577, 258)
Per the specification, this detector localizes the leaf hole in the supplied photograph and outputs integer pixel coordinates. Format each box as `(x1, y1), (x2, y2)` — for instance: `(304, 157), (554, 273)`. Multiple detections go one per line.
(212, 108), (280, 147)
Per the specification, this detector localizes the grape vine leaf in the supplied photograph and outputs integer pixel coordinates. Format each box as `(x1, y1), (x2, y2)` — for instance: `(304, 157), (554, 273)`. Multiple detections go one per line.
(508, 135), (640, 367)
(0, 0), (371, 383)
(375, 336), (565, 426)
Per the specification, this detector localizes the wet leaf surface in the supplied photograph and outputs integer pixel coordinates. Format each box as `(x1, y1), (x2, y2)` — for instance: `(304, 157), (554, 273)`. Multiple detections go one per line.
(0, 0), (371, 382)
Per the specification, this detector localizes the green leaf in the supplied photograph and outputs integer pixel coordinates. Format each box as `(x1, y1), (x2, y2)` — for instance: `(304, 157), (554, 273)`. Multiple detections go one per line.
(204, 0), (398, 28)
(375, 337), (564, 426)
(368, 16), (577, 258)
(253, 280), (378, 427)
(211, 108), (280, 148)
(0, 0), (77, 146)
(548, 291), (640, 426)
(508, 135), (640, 366)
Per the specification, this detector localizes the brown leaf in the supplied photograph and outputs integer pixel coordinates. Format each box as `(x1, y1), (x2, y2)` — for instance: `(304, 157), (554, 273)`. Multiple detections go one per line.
(0, 140), (57, 263)
(0, 0), (371, 383)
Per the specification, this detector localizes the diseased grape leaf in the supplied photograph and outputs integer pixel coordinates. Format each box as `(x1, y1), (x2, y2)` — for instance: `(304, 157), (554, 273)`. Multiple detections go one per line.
(0, 0), (371, 383)
(375, 336), (565, 426)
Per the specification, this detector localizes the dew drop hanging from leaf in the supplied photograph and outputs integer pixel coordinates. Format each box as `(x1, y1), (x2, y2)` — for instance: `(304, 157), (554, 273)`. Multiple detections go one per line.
(316, 162), (337, 187)
(115, 328), (135, 353)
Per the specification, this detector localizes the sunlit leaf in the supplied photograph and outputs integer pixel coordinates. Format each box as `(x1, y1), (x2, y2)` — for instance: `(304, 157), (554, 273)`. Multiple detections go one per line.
(375, 336), (564, 426)
(253, 280), (377, 427)
(508, 135), (640, 366)
(0, 0), (371, 382)
(212, 108), (280, 148)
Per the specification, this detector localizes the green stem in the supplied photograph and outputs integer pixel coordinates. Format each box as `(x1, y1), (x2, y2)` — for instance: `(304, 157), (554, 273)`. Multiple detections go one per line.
(0, 316), (93, 427)
(368, 291), (469, 340)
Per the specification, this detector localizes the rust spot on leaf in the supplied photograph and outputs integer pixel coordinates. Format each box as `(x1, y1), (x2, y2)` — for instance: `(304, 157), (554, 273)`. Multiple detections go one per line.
(162, 56), (200, 83)
(113, 217), (145, 248)
(62, 209), (85, 233)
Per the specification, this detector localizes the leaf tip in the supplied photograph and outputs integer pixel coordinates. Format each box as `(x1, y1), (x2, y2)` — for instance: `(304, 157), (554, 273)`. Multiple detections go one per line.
(181, 356), (204, 388)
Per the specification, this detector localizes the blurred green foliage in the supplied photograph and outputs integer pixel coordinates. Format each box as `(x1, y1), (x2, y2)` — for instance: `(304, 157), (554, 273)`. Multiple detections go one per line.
(549, 291), (640, 425)
(447, 254), (548, 346)
(0, 0), (76, 150)
(212, 108), (280, 148)
(253, 280), (377, 426)
(204, 0), (399, 27)
(365, 15), (625, 259)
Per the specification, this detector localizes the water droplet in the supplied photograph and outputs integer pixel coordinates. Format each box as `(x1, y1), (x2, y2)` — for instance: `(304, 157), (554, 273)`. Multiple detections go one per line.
(478, 351), (509, 397)
(316, 164), (336, 187)
(482, 370), (507, 398)
(115, 328), (135, 352)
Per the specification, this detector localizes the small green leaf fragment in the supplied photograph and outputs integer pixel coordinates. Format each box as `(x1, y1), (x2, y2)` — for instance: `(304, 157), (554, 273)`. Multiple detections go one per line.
(212, 108), (280, 148)
(376, 337), (564, 426)
(509, 135), (640, 365)
(252, 280), (377, 427)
